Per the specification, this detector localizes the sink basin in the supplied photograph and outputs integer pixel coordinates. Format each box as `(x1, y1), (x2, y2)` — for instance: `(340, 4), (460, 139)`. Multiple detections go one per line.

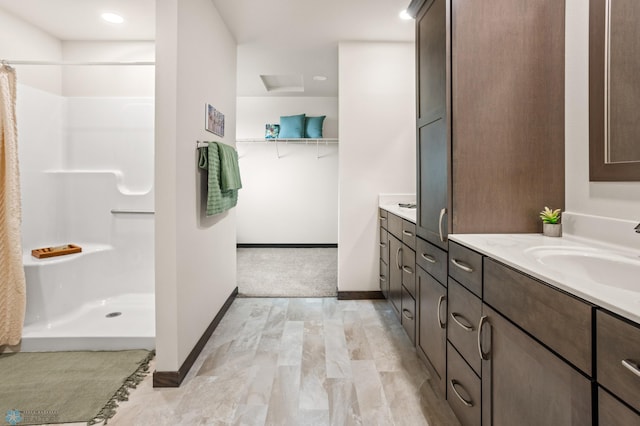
(524, 246), (640, 292)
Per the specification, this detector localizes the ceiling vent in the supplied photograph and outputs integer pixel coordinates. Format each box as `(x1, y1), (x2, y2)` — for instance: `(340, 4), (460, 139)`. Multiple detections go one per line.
(260, 74), (304, 93)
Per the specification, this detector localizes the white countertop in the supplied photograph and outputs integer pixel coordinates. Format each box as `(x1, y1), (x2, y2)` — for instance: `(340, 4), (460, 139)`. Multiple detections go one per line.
(449, 234), (640, 324)
(379, 204), (417, 223)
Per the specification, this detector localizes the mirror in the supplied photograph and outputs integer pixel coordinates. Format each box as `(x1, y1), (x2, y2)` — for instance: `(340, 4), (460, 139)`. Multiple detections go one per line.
(589, 0), (640, 181)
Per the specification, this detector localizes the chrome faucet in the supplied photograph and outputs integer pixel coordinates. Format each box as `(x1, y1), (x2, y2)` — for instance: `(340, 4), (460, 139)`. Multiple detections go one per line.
(636, 223), (640, 233)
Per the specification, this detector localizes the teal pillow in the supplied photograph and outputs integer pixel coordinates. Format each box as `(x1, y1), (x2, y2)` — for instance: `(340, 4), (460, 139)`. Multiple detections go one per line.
(278, 114), (305, 138)
(305, 115), (326, 138)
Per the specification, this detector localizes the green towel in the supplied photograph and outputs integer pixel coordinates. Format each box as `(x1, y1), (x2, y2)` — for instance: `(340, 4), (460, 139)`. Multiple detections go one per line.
(217, 142), (242, 191)
(198, 142), (242, 216)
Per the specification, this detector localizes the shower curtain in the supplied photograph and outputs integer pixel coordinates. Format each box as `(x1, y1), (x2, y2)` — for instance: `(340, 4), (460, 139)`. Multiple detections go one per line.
(0, 64), (26, 346)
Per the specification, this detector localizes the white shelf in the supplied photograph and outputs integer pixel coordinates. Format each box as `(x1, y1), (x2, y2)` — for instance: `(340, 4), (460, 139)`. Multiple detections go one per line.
(236, 138), (338, 158)
(236, 138), (338, 143)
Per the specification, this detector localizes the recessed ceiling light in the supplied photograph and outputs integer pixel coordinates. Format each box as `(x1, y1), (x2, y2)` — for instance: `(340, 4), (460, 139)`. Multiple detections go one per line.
(313, 75), (328, 81)
(399, 9), (413, 20)
(101, 12), (124, 24)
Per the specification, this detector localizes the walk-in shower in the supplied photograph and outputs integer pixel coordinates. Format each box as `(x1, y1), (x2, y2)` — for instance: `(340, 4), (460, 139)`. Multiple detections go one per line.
(10, 60), (155, 351)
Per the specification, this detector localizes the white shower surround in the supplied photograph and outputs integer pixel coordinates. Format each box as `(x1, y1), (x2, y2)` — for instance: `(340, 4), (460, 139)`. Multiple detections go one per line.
(16, 84), (155, 351)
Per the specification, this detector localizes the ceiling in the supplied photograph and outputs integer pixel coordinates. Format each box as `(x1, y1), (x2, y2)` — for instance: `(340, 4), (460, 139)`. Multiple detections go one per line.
(0, 0), (414, 97)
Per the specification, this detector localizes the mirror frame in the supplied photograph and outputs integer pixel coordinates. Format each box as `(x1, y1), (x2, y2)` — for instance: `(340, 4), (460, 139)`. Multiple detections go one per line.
(589, 0), (640, 181)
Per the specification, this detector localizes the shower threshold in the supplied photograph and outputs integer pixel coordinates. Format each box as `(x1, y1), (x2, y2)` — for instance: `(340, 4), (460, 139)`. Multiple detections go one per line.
(18, 293), (155, 352)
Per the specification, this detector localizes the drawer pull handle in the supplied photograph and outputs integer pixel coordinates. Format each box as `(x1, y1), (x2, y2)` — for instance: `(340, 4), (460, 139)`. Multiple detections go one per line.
(379, 216), (387, 221)
(621, 359), (640, 377)
(402, 266), (414, 274)
(450, 380), (474, 407)
(402, 309), (414, 321)
(437, 295), (447, 329)
(451, 258), (473, 273)
(451, 312), (474, 332)
(396, 247), (402, 270)
(379, 242), (387, 248)
(438, 208), (447, 242)
(421, 253), (437, 264)
(379, 276), (386, 282)
(478, 315), (490, 361)
(402, 230), (414, 237)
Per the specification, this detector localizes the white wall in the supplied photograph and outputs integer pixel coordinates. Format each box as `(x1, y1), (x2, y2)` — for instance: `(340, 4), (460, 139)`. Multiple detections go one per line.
(0, 8), (62, 94)
(565, 0), (640, 220)
(62, 41), (155, 97)
(236, 97), (338, 139)
(338, 42), (416, 292)
(16, 85), (65, 249)
(155, 0), (237, 372)
(236, 96), (338, 243)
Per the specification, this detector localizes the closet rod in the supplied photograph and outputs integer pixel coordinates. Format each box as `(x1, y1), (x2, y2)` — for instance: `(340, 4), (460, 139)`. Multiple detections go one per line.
(1, 59), (155, 66)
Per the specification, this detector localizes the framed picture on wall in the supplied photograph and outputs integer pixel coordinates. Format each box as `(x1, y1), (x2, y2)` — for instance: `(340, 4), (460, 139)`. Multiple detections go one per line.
(205, 104), (225, 137)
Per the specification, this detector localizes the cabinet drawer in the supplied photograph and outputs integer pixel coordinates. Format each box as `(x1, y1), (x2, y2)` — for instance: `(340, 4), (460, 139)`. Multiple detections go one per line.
(417, 268), (447, 397)
(447, 343), (481, 426)
(379, 208), (388, 230)
(388, 212), (403, 239)
(401, 286), (416, 345)
(379, 227), (389, 265)
(379, 261), (389, 299)
(484, 258), (593, 376)
(448, 241), (483, 297)
(402, 220), (416, 251)
(599, 387), (640, 426)
(402, 246), (416, 298)
(416, 237), (447, 284)
(448, 277), (482, 376)
(597, 310), (640, 412)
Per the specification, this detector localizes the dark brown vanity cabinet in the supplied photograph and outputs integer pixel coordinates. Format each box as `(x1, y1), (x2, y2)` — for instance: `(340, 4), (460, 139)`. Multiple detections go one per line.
(596, 310), (640, 423)
(379, 209), (390, 298)
(412, 0), (565, 248)
(480, 258), (594, 426)
(444, 242), (606, 426)
(417, 264), (447, 396)
(381, 211), (417, 345)
(480, 304), (592, 426)
(389, 234), (403, 319)
(445, 243), (483, 425)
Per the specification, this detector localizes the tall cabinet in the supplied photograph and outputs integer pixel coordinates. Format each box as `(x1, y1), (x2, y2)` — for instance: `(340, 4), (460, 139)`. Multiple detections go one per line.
(411, 0), (565, 245)
(408, 0), (567, 423)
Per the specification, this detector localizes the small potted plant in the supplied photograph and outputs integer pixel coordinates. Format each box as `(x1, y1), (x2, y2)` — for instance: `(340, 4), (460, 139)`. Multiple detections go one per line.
(540, 206), (562, 237)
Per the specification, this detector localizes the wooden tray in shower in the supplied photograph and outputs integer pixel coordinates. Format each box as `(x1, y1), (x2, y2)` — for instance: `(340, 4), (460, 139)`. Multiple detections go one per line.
(31, 244), (82, 259)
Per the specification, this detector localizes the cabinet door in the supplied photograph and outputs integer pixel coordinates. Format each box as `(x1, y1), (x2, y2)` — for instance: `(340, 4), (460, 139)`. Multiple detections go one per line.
(379, 227), (389, 266)
(379, 260), (389, 299)
(402, 246), (416, 298)
(416, 0), (449, 250)
(480, 304), (592, 426)
(598, 387), (640, 426)
(389, 235), (403, 318)
(417, 266), (447, 396)
(401, 286), (416, 345)
(417, 0), (447, 125)
(417, 118), (448, 249)
(450, 0), (565, 233)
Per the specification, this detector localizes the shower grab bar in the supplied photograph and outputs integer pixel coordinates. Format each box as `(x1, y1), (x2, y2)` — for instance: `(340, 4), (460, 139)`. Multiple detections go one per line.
(110, 209), (155, 215)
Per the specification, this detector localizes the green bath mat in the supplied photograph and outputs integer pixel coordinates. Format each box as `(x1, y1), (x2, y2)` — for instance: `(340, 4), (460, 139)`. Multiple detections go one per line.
(0, 349), (154, 425)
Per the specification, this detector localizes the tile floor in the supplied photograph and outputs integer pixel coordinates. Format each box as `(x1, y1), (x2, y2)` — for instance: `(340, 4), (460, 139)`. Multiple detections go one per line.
(83, 298), (459, 425)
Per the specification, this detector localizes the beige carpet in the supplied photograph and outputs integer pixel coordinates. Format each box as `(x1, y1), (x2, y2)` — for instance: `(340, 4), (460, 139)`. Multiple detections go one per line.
(237, 247), (337, 297)
(0, 349), (153, 425)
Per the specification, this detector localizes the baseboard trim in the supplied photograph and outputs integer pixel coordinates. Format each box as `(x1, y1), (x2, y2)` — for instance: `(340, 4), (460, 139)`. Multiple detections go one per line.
(237, 243), (338, 248)
(152, 286), (239, 388)
(337, 291), (385, 300)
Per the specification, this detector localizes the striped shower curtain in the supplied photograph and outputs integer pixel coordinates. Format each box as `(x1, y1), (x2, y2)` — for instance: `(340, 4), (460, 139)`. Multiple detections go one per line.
(0, 64), (26, 346)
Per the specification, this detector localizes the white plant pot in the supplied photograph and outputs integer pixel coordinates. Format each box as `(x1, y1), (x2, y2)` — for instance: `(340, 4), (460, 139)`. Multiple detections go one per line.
(543, 223), (562, 237)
